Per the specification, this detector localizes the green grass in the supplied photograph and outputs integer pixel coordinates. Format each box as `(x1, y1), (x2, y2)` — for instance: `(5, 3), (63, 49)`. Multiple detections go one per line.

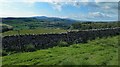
(2, 35), (119, 65)
(2, 28), (67, 36)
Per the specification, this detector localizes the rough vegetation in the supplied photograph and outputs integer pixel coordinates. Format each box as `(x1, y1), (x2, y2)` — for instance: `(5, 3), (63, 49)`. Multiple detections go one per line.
(2, 35), (119, 65)
(0, 23), (13, 32)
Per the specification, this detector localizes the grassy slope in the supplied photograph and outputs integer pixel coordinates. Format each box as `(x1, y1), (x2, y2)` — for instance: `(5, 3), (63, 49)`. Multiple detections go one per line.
(2, 28), (67, 36)
(2, 36), (119, 65)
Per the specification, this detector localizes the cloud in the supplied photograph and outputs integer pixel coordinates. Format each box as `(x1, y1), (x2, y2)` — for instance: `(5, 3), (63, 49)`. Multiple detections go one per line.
(102, 5), (110, 10)
(0, 10), (36, 17)
(0, 0), (119, 11)
(49, 0), (119, 11)
(52, 3), (62, 11)
(50, 2), (64, 11)
(0, 0), (119, 3)
(88, 12), (112, 18)
(70, 11), (115, 21)
(0, 0), (118, 21)
(94, 0), (119, 2)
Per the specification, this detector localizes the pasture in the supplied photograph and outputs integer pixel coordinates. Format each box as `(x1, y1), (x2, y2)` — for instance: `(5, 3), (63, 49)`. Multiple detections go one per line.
(2, 35), (119, 65)
(2, 28), (67, 36)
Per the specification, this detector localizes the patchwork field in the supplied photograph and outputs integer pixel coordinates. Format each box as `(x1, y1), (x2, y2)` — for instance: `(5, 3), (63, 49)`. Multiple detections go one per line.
(2, 35), (119, 65)
(2, 28), (67, 36)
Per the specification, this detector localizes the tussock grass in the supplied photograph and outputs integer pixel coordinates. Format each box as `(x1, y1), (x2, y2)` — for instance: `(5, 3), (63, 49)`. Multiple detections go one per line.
(2, 35), (119, 65)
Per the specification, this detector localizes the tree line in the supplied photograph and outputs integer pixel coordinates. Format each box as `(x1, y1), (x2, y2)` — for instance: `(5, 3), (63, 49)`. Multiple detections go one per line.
(70, 22), (120, 30)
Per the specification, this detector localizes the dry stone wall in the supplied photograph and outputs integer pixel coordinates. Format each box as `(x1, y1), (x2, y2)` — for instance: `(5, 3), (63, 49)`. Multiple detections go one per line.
(2, 27), (120, 51)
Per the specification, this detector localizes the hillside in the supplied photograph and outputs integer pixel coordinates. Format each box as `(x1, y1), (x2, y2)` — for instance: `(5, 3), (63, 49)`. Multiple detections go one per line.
(2, 17), (119, 36)
(0, 23), (13, 32)
(2, 17), (77, 30)
(2, 17), (119, 31)
(2, 35), (119, 65)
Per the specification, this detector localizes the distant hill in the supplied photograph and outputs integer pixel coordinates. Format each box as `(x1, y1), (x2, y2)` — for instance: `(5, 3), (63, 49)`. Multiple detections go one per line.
(1, 16), (119, 31)
(2, 16), (77, 24)
(33, 16), (77, 24)
(1, 16), (78, 30)
(0, 17), (70, 30)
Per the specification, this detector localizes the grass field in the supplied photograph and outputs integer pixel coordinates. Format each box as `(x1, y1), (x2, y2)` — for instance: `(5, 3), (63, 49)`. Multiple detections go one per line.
(2, 28), (67, 36)
(2, 35), (119, 65)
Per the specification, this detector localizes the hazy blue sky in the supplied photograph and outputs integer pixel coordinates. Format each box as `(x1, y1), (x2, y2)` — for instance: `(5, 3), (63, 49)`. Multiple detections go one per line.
(0, 0), (119, 21)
